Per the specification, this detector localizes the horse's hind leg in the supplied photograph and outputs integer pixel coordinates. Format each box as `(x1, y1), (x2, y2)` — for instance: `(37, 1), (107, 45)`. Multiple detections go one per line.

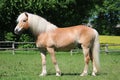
(80, 45), (90, 76)
(47, 47), (61, 76)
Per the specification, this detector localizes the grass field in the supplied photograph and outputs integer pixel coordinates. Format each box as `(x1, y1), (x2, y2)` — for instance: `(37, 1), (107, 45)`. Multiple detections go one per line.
(100, 35), (120, 50)
(0, 51), (120, 80)
(100, 35), (120, 44)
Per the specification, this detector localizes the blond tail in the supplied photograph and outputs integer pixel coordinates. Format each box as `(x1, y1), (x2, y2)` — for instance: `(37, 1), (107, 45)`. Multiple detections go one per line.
(92, 29), (100, 72)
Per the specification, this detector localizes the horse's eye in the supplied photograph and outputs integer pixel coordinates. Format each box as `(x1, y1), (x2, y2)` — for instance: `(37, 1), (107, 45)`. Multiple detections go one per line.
(23, 20), (27, 22)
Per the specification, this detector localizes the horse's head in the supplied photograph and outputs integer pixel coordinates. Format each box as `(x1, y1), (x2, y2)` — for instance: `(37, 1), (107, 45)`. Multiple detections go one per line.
(14, 12), (29, 34)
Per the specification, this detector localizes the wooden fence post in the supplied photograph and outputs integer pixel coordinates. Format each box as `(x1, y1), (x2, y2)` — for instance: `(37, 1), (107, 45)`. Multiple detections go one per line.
(105, 44), (109, 54)
(12, 41), (15, 55)
(70, 49), (73, 56)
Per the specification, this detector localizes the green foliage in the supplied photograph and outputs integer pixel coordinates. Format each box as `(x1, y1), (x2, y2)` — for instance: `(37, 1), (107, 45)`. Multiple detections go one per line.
(90, 0), (120, 35)
(18, 34), (35, 48)
(19, 34), (33, 42)
(0, 0), (95, 41)
(5, 32), (15, 41)
(0, 0), (119, 41)
(18, 44), (35, 48)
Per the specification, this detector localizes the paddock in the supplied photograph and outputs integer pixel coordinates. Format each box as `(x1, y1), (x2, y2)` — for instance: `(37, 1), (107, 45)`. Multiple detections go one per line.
(0, 51), (120, 80)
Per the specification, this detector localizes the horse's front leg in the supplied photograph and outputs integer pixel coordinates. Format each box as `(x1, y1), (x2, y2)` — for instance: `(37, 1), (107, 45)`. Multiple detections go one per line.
(39, 51), (47, 76)
(47, 47), (61, 76)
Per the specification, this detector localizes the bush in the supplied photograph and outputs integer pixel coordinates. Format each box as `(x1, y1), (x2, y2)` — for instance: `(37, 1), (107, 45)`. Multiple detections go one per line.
(18, 34), (35, 48)
(19, 34), (33, 42)
(5, 32), (15, 41)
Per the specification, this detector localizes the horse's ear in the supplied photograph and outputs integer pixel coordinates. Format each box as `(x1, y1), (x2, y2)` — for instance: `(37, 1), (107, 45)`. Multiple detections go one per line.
(24, 12), (28, 17)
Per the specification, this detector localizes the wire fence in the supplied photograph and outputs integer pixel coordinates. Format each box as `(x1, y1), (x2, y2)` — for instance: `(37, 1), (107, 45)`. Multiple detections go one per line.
(0, 41), (120, 55)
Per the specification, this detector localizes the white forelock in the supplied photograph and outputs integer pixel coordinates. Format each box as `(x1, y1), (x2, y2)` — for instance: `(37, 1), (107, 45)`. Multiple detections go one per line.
(17, 13), (26, 22)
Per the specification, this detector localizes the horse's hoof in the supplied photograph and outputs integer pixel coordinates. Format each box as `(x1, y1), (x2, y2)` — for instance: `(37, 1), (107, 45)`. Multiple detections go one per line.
(80, 73), (88, 76)
(56, 72), (61, 76)
(39, 73), (47, 76)
(92, 72), (96, 76)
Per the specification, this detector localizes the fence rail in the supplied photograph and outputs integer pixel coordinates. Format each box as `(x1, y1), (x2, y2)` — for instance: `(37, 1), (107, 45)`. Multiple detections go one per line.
(0, 41), (120, 55)
(0, 41), (37, 55)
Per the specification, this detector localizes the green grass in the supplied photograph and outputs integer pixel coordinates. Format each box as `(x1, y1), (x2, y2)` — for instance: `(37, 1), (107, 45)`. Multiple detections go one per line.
(100, 35), (120, 44)
(0, 51), (120, 80)
(100, 35), (120, 50)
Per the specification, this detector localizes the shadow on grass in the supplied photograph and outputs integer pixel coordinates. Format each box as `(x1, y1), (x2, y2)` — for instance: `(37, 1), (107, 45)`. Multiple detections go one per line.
(47, 73), (80, 76)
(62, 73), (80, 76)
(47, 72), (108, 76)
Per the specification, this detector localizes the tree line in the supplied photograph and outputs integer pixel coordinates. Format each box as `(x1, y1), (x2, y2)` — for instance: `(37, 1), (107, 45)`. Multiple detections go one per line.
(0, 0), (119, 41)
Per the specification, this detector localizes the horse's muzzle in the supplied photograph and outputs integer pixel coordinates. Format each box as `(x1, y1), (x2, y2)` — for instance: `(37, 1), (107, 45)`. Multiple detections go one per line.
(14, 29), (19, 34)
(14, 26), (23, 35)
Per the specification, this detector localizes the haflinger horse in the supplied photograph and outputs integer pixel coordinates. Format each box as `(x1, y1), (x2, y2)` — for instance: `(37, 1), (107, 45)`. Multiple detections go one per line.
(14, 12), (100, 76)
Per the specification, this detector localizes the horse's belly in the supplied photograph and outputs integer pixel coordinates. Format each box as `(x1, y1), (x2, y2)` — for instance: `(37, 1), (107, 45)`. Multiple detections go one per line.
(55, 43), (79, 51)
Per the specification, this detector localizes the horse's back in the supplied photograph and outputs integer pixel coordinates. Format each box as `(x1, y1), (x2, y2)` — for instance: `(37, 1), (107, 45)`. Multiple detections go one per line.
(72, 25), (97, 44)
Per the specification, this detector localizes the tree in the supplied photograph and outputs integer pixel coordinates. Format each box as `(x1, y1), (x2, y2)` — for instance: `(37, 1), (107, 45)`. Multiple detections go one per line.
(0, 0), (95, 41)
(89, 0), (120, 35)
(0, 0), (119, 41)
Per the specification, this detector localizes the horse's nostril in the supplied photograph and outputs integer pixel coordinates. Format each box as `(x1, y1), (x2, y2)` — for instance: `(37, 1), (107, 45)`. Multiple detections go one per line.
(14, 29), (18, 34)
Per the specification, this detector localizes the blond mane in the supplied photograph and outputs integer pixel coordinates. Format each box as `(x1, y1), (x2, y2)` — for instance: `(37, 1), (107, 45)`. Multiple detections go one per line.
(17, 12), (58, 35)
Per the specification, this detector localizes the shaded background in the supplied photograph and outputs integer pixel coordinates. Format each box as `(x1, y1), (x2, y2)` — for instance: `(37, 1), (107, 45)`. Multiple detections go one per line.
(0, 0), (119, 41)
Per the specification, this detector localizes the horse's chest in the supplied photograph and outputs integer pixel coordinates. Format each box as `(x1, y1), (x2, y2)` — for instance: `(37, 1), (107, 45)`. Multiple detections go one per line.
(36, 36), (47, 48)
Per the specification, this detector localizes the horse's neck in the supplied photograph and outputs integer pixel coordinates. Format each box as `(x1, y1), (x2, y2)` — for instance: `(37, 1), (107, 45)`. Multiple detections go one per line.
(28, 14), (58, 36)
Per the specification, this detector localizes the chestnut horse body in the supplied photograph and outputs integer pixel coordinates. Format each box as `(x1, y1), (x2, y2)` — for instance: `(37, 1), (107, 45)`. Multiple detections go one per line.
(14, 12), (100, 76)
